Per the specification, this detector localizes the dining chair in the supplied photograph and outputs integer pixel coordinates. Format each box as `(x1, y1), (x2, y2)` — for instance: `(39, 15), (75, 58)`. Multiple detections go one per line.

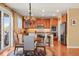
(37, 34), (44, 43)
(36, 34), (46, 55)
(23, 35), (37, 56)
(14, 32), (24, 55)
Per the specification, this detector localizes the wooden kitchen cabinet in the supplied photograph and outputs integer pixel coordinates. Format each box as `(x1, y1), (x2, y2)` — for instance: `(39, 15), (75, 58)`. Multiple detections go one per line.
(50, 17), (58, 27)
(23, 17), (50, 29)
(35, 18), (50, 28)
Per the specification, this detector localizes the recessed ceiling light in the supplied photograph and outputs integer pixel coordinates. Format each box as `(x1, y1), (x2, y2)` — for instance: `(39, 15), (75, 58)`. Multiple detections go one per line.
(56, 10), (59, 12)
(42, 9), (45, 12)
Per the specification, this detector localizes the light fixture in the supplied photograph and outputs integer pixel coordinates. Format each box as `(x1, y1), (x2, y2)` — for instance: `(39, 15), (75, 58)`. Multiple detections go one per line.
(25, 3), (31, 20)
(56, 10), (59, 13)
(25, 3), (31, 28)
(42, 9), (45, 12)
(28, 3), (35, 20)
(42, 9), (45, 17)
(28, 3), (31, 19)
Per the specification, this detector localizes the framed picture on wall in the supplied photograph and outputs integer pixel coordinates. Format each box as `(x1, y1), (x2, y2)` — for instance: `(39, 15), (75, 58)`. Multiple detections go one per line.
(71, 18), (77, 25)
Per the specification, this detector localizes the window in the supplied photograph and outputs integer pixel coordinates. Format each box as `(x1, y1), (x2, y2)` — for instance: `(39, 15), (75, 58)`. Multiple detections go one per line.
(0, 6), (13, 51)
(17, 15), (22, 31)
(3, 13), (10, 47)
(17, 15), (22, 43)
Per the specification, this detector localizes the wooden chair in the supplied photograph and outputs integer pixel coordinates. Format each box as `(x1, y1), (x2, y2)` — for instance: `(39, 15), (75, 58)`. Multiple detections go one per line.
(36, 34), (46, 55)
(14, 32), (24, 55)
(23, 35), (37, 56)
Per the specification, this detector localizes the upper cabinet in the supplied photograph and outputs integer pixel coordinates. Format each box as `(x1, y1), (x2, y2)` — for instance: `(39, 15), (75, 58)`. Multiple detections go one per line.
(50, 17), (58, 27)
(33, 18), (50, 28)
(61, 14), (67, 23)
(23, 17), (50, 29)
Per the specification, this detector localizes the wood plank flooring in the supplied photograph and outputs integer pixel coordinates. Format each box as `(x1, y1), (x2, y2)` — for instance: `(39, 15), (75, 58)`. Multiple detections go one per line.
(0, 41), (79, 56)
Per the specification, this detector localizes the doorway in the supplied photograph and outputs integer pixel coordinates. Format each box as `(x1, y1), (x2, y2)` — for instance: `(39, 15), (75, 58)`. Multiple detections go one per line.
(60, 22), (67, 46)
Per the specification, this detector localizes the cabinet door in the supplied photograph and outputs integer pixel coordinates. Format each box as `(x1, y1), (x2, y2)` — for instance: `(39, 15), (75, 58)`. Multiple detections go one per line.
(47, 20), (50, 28)
(45, 19), (50, 28)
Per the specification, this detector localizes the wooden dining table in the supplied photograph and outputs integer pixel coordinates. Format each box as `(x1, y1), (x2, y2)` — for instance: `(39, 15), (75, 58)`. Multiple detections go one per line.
(34, 37), (42, 43)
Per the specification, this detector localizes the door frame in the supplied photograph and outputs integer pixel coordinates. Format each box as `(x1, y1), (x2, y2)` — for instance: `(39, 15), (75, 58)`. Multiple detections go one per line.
(58, 16), (67, 46)
(60, 22), (67, 46)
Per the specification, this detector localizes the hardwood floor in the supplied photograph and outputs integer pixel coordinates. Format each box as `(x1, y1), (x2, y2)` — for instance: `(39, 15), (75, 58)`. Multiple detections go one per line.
(0, 40), (79, 56)
(49, 40), (79, 56)
(0, 47), (14, 56)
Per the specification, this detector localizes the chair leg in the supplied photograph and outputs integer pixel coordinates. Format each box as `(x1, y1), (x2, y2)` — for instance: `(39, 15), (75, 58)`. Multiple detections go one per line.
(23, 50), (25, 55)
(23, 48), (24, 55)
(34, 50), (35, 56)
(44, 47), (46, 55)
(14, 47), (16, 55)
(34, 48), (37, 55)
(14, 47), (18, 55)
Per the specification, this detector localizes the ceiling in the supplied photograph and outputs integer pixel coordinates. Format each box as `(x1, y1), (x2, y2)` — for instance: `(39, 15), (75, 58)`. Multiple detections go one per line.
(5, 3), (79, 18)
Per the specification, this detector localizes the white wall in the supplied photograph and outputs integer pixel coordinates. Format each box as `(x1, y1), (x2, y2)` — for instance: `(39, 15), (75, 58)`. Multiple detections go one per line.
(67, 8), (79, 48)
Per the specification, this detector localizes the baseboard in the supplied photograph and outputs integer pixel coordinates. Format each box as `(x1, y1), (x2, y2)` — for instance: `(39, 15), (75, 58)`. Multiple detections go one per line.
(67, 46), (79, 48)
